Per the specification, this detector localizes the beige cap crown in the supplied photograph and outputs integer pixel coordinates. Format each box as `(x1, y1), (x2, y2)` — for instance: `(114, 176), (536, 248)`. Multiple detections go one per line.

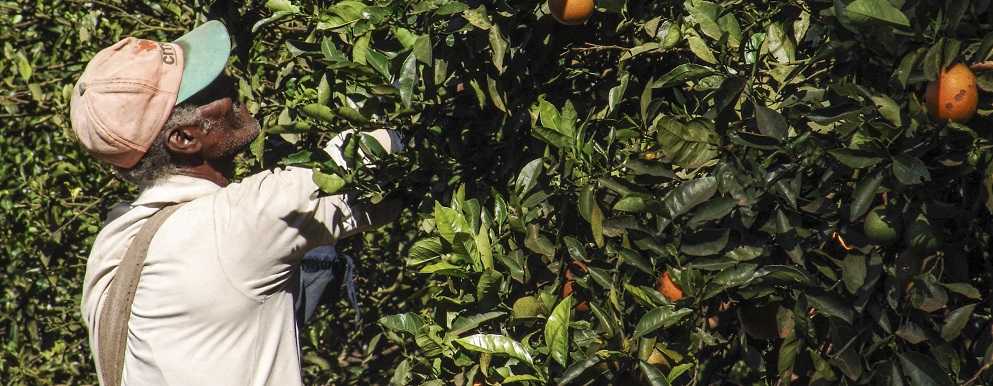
(70, 37), (185, 168)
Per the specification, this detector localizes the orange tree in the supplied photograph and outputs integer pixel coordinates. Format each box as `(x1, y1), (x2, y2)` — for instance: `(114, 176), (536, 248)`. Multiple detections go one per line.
(4, 0), (993, 385)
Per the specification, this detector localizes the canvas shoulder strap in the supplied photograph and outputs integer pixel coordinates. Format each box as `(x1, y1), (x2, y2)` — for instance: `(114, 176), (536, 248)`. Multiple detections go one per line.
(96, 204), (183, 386)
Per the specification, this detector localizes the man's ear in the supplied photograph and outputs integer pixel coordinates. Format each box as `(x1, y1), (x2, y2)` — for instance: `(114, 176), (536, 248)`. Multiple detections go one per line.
(165, 126), (203, 156)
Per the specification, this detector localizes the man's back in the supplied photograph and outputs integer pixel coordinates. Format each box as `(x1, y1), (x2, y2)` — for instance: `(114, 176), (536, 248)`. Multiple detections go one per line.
(82, 169), (363, 386)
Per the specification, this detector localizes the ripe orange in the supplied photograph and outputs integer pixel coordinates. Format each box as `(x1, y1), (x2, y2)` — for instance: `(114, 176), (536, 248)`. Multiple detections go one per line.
(925, 63), (978, 123)
(548, 0), (594, 25)
(561, 280), (590, 312)
(563, 260), (588, 280)
(656, 272), (684, 301)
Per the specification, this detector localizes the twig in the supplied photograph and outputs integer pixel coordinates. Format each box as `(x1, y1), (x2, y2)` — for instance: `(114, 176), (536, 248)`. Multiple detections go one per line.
(962, 361), (993, 386)
(570, 43), (629, 52)
(970, 61), (993, 72)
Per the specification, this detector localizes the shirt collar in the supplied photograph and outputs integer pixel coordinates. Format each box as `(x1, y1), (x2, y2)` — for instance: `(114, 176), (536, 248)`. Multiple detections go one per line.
(132, 174), (222, 207)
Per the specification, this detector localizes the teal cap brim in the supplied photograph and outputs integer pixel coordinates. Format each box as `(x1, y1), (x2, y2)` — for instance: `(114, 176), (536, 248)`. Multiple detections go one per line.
(173, 20), (231, 103)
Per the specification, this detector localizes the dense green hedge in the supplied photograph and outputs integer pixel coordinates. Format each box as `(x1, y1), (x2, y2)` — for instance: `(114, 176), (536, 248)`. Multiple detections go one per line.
(4, 0), (993, 385)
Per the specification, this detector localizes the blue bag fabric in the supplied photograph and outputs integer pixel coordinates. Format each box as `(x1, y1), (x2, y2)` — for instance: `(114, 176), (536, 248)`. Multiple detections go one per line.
(295, 245), (360, 325)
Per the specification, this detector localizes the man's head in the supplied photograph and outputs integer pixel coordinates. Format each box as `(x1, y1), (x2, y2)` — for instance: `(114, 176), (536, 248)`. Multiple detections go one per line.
(70, 21), (258, 185)
(118, 74), (260, 184)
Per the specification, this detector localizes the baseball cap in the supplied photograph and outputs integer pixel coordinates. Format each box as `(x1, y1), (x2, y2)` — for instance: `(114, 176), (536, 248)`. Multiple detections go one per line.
(69, 21), (231, 168)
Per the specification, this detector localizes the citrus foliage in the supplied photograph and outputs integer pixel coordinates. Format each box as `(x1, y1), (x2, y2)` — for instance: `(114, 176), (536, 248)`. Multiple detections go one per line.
(4, 0), (993, 385)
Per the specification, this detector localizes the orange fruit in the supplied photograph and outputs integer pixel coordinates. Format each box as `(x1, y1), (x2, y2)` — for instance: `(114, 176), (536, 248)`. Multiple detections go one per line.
(925, 63), (978, 123)
(656, 272), (684, 301)
(548, 0), (594, 25)
(563, 260), (588, 280)
(561, 280), (589, 312)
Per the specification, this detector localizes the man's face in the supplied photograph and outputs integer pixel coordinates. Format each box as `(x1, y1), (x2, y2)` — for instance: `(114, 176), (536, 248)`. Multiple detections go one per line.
(184, 74), (260, 160)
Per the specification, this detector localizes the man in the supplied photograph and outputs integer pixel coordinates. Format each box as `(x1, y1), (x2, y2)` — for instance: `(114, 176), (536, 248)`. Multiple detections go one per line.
(71, 21), (400, 385)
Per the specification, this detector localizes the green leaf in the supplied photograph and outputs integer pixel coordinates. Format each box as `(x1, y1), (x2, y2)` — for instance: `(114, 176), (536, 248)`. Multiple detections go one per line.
(619, 248), (655, 275)
(941, 282), (981, 299)
(301, 103), (335, 122)
(608, 72), (630, 115)
(686, 29), (717, 63)
(626, 159), (674, 178)
(668, 363), (694, 383)
(317, 74), (331, 105)
(265, 0), (300, 13)
(434, 202), (469, 243)
(680, 228), (729, 256)
(892, 155), (930, 185)
(940, 303), (976, 341)
(972, 31), (993, 62)
(923, 39), (945, 82)
(378, 313), (425, 335)
(408, 237), (444, 266)
(578, 185), (595, 222)
(711, 263), (758, 287)
(339, 106), (370, 124)
(655, 117), (720, 169)
(653, 64), (715, 89)
(871, 94), (902, 126)
(557, 354), (603, 385)
(398, 52), (418, 108)
(729, 131), (780, 150)
(352, 33), (370, 64)
(807, 289), (854, 324)
(359, 133), (388, 159)
(488, 25), (507, 73)
(476, 270), (503, 308)
(894, 49), (923, 88)
(419, 261), (467, 276)
(329, 1), (368, 25)
(450, 312), (505, 336)
(828, 149), (885, 169)
(846, 0), (911, 27)
(850, 170), (885, 220)
(525, 224), (556, 258)
(389, 358), (412, 386)
(503, 375), (543, 383)
(545, 296), (575, 367)
(633, 307), (693, 338)
(765, 22), (796, 63)
(613, 196), (651, 213)
(639, 360), (671, 386)
(394, 27), (417, 48)
(840, 254), (866, 293)
(476, 223), (493, 270)
(754, 104), (788, 140)
(366, 48), (391, 79)
(312, 170), (346, 194)
(413, 34), (433, 65)
(684, 0), (722, 41)
(591, 204), (605, 247)
(515, 158), (543, 195)
(898, 352), (954, 386)
(662, 176), (718, 219)
(462, 5), (492, 30)
(455, 334), (535, 368)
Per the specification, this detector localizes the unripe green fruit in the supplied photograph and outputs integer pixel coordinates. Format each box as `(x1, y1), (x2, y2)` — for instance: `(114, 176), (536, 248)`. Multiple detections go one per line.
(905, 215), (941, 254)
(512, 296), (544, 318)
(864, 205), (901, 245)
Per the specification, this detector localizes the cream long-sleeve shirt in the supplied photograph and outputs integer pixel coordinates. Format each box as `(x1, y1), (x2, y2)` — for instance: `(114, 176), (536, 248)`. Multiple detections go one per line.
(81, 129), (401, 386)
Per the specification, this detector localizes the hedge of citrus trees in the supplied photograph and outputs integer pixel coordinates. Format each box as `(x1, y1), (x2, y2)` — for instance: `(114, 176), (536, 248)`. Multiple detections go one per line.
(5, 0), (993, 385)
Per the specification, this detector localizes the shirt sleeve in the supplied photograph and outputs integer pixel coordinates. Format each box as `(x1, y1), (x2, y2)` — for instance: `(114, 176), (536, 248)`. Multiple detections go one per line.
(210, 166), (373, 300)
